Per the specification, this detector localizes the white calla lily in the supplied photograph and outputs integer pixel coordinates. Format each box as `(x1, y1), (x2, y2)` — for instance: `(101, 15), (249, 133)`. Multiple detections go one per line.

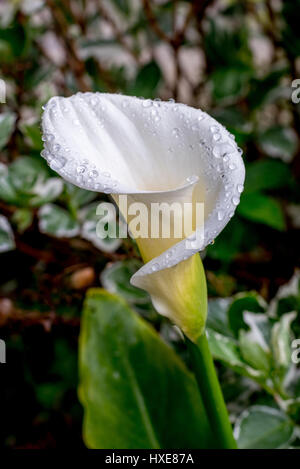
(41, 92), (245, 340)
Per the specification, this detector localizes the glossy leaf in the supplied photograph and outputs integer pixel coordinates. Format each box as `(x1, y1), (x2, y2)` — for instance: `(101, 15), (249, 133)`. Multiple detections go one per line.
(80, 202), (122, 253)
(235, 406), (294, 449)
(271, 312), (296, 374)
(0, 112), (16, 150)
(128, 61), (162, 98)
(238, 192), (286, 231)
(0, 215), (15, 253)
(228, 291), (267, 337)
(79, 289), (213, 449)
(244, 159), (293, 194)
(38, 203), (80, 238)
(101, 259), (151, 305)
(257, 126), (298, 162)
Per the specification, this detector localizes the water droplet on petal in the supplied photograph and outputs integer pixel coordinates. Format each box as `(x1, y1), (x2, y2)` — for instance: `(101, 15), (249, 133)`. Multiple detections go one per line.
(77, 165), (86, 174)
(186, 175), (198, 184)
(213, 133), (221, 141)
(41, 150), (49, 159)
(237, 184), (244, 193)
(232, 196), (239, 205)
(217, 210), (224, 221)
(50, 156), (66, 171)
(89, 170), (98, 178)
(52, 143), (61, 152)
(142, 99), (152, 108)
(210, 125), (219, 133)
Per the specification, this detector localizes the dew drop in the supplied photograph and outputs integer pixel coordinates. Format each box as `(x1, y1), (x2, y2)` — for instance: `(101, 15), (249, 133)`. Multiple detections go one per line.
(77, 165), (86, 174)
(50, 156), (66, 171)
(210, 125), (219, 133)
(166, 250), (174, 259)
(217, 210), (224, 221)
(89, 170), (98, 178)
(52, 143), (61, 152)
(172, 128), (180, 138)
(186, 175), (198, 184)
(237, 184), (244, 193)
(42, 133), (54, 143)
(41, 150), (49, 159)
(142, 99), (152, 108)
(232, 196), (239, 205)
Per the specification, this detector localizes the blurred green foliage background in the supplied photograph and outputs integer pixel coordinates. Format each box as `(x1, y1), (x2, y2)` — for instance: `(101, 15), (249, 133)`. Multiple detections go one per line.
(0, 0), (299, 449)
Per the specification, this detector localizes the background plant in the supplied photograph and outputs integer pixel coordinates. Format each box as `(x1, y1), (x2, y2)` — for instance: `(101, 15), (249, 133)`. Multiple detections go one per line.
(0, 0), (299, 449)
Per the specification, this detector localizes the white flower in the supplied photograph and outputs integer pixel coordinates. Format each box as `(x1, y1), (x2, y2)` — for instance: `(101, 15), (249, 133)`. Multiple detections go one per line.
(41, 92), (245, 340)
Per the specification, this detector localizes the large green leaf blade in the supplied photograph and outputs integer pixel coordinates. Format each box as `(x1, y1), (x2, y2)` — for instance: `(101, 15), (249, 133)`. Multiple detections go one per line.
(79, 289), (213, 449)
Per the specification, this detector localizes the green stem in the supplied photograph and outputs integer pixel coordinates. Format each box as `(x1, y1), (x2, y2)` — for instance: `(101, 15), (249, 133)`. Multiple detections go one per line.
(186, 333), (237, 449)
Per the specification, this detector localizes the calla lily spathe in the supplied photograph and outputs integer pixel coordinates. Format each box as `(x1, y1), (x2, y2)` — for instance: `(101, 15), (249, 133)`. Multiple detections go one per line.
(41, 92), (245, 341)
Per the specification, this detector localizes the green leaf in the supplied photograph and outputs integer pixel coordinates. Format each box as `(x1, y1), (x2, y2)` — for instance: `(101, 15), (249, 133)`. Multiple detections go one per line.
(80, 202), (122, 253)
(207, 328), (245, 369)
(206, 217), (256, 263)
(101, 259), (151, 305)
(207, 327), (270, 385)
(11, 208), (33, 233)
(211, 66), (251, 101)
(235, 406), (294, 449)
(204, 20), (252, 69)
(21, 123), (43, 150)
(79, 289), (213, 449)
(0, 163), (19, 204)
(237, 192), (286, 231)
(0, 215), (15, 253)
(257, 126), (298, 162)
(228, 291), (267, 337)
(7, 156), (63, 207)
(239, 313), (272, 374)
(0, 23), (27, 58)
(271, 312), (296, 373)
(244, 159), (293, 194)
(0, 112), (16, 150)
(269, 271), (300, 323)
(128, 61), (162, 98)
(207, 298), (233, 337)
(248, 67), (288, 109)
(38, 204), (80, 238)
(8, 156), (48, 194)
(65, 182), (97, 210)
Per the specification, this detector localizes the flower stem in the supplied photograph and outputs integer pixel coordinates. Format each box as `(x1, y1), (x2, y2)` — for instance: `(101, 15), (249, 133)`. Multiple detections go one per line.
(186, 333), (237, 449)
